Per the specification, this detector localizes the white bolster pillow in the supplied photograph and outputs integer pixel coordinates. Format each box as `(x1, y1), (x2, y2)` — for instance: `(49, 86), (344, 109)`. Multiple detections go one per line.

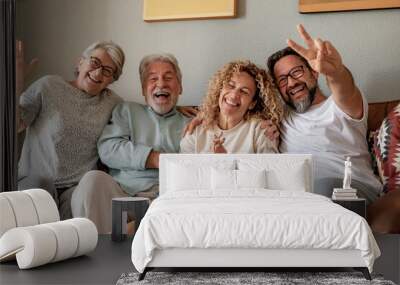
(0, 218), (98, 269)
(0, 189), (59, 238)
(0, 196), (17, 237)
(64, 218), (98, 257)
(1, 191), (39, 228)
(24, 189), (60, 223)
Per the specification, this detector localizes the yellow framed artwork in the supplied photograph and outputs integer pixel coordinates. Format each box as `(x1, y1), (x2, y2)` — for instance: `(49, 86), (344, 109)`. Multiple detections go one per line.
(299, 0), (400, 13)
(143, 0), (237, 22)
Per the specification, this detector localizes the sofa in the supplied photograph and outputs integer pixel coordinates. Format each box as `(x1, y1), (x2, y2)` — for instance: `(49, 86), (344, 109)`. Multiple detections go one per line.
(367, 100), (399, 133)
(366, 100), (400, 234)
(366, 100), (400, 283)
(16, 99), (400, 232)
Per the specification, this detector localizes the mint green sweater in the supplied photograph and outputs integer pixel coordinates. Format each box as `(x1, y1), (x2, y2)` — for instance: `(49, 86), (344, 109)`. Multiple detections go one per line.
(98, 102), (189, 195)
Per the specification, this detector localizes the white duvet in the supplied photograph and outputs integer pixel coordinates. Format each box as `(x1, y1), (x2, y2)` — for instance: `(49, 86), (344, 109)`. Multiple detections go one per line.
(131, 190), (380, 273)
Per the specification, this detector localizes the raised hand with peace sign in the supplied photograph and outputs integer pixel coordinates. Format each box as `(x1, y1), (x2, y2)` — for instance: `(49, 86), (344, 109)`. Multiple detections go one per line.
(285, 24), (363, 119)
(287, 24), (344, 78)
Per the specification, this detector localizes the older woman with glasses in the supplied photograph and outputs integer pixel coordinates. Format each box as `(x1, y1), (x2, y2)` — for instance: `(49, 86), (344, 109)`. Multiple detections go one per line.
(180, 60), (283, 154)
(17, 41), (125, 219)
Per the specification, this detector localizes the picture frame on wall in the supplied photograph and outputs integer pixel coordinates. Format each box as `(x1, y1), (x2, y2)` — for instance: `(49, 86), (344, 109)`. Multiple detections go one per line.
(299, 0), (400, 13)
(143, 0), (237, 22)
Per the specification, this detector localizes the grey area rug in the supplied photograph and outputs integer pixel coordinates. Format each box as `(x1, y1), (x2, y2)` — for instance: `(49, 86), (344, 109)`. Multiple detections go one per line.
(116, 271), (395, 285)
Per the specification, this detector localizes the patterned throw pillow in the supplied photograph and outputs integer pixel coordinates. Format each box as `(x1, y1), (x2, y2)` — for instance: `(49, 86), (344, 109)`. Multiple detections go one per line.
(373, 103), (400, 193)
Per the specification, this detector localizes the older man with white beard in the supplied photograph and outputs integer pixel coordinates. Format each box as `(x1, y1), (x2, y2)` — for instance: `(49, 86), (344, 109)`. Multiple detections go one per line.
(70, 53), (189, 233)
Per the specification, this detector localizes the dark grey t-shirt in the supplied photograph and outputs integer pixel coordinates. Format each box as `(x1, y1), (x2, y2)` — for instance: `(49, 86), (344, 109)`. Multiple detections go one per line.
(18, 75), (122, 188)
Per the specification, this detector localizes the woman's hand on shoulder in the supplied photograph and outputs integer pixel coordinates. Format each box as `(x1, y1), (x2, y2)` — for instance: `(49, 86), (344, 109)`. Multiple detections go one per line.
(182, 116), (203, 137)
(260, 119), (280, 143)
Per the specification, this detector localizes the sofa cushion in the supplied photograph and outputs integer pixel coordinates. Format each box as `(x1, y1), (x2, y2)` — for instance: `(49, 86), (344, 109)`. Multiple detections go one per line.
(373, 103), (400, 193)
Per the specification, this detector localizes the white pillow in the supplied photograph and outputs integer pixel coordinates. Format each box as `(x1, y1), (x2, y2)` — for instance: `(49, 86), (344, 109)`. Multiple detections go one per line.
(237, 169), (267, 189)
(211, 169), (267, 190)
(211, 168), (236, 190)
(166, 160), (235, 192)
(168, 162), (210, 191)
(266, 161), (307, 191)
(238, 159), (310, 192)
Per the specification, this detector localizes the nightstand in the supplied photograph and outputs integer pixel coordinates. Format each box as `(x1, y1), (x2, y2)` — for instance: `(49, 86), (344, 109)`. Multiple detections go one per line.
(332, 198), (366, 218)
(112, 197), (150, 241)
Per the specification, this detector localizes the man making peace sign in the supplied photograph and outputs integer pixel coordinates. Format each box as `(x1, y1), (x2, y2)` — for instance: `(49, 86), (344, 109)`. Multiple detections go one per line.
(267, 24), (382, 206)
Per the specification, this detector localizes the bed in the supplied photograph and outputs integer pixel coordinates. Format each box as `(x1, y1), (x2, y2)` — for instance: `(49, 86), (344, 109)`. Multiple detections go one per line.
(131, 154), (380, 280)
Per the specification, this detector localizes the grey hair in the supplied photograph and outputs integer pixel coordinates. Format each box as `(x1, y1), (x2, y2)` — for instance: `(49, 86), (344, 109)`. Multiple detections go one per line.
(79, 41), (125, 80)
(139, 53), (182, 87)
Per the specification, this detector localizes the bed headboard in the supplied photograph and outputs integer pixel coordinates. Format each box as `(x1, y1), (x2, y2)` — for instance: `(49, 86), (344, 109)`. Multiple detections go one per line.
(159, 154), (313, 195)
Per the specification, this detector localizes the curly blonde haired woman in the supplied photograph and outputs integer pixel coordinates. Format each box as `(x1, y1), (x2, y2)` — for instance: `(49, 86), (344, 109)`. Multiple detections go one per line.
(180, 60), (283, 154)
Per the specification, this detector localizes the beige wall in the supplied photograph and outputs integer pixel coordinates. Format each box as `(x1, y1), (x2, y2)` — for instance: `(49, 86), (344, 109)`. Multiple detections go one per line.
(17, 0), (400, 105)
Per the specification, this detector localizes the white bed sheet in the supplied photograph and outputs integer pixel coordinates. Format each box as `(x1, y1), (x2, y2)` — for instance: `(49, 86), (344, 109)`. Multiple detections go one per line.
(131, 190), (380, 273)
